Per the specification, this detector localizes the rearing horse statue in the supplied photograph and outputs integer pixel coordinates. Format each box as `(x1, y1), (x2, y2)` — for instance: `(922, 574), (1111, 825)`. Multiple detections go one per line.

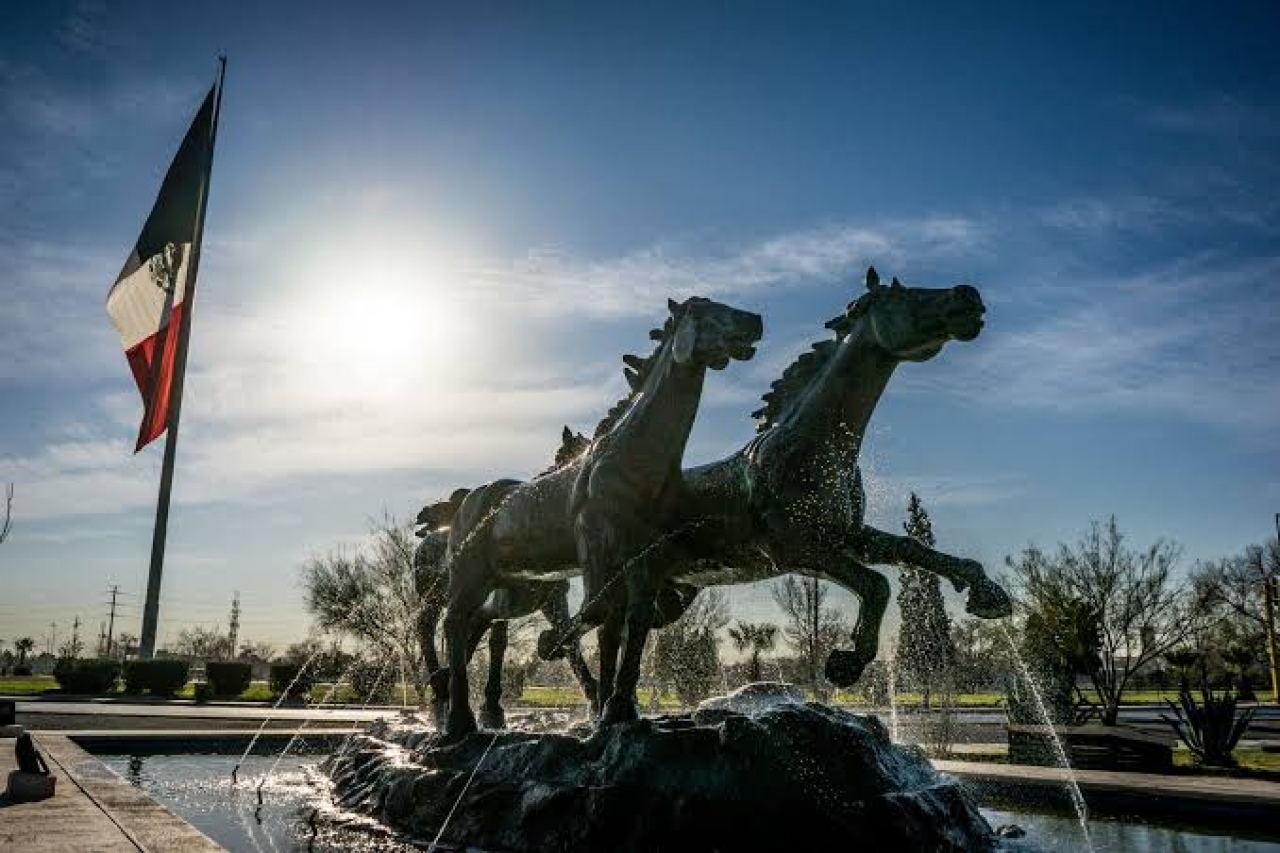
(551, 268), (1011, 690)
(439, 297), (762, 738)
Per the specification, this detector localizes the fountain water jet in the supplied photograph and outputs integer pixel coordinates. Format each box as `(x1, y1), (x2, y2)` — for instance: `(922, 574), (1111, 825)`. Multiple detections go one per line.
(1000, 623), (1093, 852)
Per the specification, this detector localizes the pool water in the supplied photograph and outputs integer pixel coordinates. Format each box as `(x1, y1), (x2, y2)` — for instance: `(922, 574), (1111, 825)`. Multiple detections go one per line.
(97, 752), (1280, 852)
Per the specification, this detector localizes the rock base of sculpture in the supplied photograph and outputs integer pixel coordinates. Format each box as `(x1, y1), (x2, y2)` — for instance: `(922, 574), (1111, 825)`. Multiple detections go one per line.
(324, 689), (994, 852)
(6, 770), (55, 802)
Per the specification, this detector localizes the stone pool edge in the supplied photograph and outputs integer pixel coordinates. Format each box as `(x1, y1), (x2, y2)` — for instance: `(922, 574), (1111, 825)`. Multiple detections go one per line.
(34, 733), (224, 852)
(936, 758), (1280, 836)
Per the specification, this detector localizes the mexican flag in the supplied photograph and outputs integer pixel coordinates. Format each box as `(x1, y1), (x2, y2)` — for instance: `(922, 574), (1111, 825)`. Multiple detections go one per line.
(105, 81), (219, 452)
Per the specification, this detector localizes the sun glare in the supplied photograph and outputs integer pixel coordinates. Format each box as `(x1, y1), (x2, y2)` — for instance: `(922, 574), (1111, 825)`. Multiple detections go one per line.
(290, 234), (464, 401)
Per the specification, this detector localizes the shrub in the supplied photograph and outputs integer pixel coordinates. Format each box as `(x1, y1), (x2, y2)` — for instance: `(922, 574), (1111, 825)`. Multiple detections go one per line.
(122, 659), (191, 697)
(205, 662), (252, 697)
(193, 682), (214, 702)
(270, 663), (315, 700)
(53, 658), (121, 694)
(14, 665), (33, 676)
(347, 657), (394, 705)
(1160, 686), (1256, 767)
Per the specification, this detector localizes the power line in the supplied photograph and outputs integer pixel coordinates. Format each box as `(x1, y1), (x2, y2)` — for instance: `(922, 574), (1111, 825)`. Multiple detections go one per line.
(106, 585), (122, 659)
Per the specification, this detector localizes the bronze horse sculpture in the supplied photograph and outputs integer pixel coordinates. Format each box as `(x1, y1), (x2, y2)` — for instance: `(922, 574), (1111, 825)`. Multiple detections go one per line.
(437, 297), (763, 738)
(412, 459), (601, 729)
(548, 268), (1011, 701)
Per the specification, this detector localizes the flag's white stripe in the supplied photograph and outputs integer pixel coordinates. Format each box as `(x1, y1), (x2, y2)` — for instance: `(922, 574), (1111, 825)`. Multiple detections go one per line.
(106, 245), (191, 350)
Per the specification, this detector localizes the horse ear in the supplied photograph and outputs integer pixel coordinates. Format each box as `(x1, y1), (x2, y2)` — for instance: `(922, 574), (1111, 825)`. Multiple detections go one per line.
(668, 297), (682, 315)
(562, 425), (573, 442)
(890, 276), (904, 290)
(865, 266), (881, 292)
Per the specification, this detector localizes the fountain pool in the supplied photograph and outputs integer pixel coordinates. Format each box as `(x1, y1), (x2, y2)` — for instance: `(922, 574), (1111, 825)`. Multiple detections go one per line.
(94, 751), (1280, 852)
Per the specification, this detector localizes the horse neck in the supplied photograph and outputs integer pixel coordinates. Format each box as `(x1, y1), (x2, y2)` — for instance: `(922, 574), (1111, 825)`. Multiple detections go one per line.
(604, 344), (706, 479)
(778, 319), (898, 455)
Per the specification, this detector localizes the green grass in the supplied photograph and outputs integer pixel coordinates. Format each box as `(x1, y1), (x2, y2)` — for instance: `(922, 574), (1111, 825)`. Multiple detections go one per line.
(0, 675), (58, 695)
(1079, 689), (1278, 705)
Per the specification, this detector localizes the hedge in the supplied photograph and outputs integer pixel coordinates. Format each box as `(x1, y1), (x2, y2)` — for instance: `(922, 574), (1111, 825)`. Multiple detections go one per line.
(269, 663), (315, 700)
(53, 658), (121, 694)
(205, 662), (252, 697)
(122, 659), (190, 696)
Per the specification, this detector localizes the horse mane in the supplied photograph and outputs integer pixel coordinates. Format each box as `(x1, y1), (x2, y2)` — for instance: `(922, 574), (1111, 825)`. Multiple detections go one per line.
(590, 299), (706, 441)
(537, 426), (590, 476)
(751, 291), (874, 433)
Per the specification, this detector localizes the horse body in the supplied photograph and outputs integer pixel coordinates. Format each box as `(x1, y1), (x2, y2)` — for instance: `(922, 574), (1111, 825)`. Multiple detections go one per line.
(639, 269), (1012, 687)
(440, 297), (762, 738)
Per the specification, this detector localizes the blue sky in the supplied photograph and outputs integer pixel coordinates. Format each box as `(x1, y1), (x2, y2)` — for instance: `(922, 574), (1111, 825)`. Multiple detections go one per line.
(1, 1), (1278, 654)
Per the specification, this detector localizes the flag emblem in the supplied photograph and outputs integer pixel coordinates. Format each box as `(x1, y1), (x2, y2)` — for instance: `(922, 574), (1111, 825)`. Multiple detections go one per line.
(106, 85), (216, 452)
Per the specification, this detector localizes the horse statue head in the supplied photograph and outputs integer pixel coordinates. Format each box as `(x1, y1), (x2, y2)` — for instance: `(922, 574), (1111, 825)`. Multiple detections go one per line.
(829, 266), (985, 362)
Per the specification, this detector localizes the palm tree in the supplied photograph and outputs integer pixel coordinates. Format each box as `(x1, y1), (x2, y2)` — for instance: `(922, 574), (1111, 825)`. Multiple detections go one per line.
(14, 637), (35, 670)
(729, 621), (779, 683)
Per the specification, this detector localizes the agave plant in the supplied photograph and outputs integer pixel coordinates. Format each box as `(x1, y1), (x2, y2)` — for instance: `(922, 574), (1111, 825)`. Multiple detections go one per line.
(1160, 686), (1255, 767)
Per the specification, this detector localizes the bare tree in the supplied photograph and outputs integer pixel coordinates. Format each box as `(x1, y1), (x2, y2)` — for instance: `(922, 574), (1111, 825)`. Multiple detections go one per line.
(1193, 539), (1279, 631)
(301, 514), (423, 695)
(172, 626), (230, 660)
(772, 576), (850, 699)
(1007, 516), (1211, 725)
(1192, 537), (1280, 698)
(237, 640), (276, 663)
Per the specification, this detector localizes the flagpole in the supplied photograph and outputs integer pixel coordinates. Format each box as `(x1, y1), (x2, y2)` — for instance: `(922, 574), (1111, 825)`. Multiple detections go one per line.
(139, 58), (226, 660)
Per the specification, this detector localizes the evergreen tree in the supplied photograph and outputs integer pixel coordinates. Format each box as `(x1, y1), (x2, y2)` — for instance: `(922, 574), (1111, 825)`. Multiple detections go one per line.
(894, 493), (955, 709)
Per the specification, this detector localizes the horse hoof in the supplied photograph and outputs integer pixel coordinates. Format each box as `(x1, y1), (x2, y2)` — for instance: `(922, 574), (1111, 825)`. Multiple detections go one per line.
(965, 577), (1013, 619)
(598, 695), (640, 726)
(824, 649), (871, 687)
(443, 713), (478, 744)
(537, 629), (568, 661)
(480, 704), (506, 730)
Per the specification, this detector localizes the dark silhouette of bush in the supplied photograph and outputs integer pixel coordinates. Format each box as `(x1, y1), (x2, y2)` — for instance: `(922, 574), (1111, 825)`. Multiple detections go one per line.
(205, 662), (252, 697)
(123, 659), (191, 697)
(270, 663), (315, 700)
(53, 658), (121, 694)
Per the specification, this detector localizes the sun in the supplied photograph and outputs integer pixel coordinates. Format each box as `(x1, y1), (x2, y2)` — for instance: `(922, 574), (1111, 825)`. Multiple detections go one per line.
(290, 234), (464, 401)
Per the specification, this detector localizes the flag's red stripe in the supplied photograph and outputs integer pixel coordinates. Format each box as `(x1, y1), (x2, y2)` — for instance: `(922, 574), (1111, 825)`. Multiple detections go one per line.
(123, 301), (186, 452)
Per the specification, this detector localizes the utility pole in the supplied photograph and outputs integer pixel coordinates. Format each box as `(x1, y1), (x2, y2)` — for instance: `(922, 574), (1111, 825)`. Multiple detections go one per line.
(46, 622), (57, 657)
(105, 585), (121, 659)
(1265, 514), (1280, 707)
(98, 622), (107, 657)
(226, 591), (241, 661)
(70, 616), (81, 658)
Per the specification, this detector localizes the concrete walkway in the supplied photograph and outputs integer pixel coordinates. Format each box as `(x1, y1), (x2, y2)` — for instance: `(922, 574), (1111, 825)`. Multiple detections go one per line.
(1, 733), (221, 852)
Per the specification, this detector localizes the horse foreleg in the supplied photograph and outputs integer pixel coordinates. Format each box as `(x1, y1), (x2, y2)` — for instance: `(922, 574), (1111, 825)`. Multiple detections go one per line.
(850, 526), (1011, 618)
(811, 558), (889, 688)
(441, 578), (489, 741)
(480, 620), (507, 730)
(597, 613), (622, 717)
(602, 566), (655, 725)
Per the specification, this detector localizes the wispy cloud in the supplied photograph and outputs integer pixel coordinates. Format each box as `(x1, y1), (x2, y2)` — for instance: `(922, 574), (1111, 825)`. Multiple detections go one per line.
(907, 252), (1280, 436)
(1145, 94), (1280, 139)
(462, 215), (989, 318)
